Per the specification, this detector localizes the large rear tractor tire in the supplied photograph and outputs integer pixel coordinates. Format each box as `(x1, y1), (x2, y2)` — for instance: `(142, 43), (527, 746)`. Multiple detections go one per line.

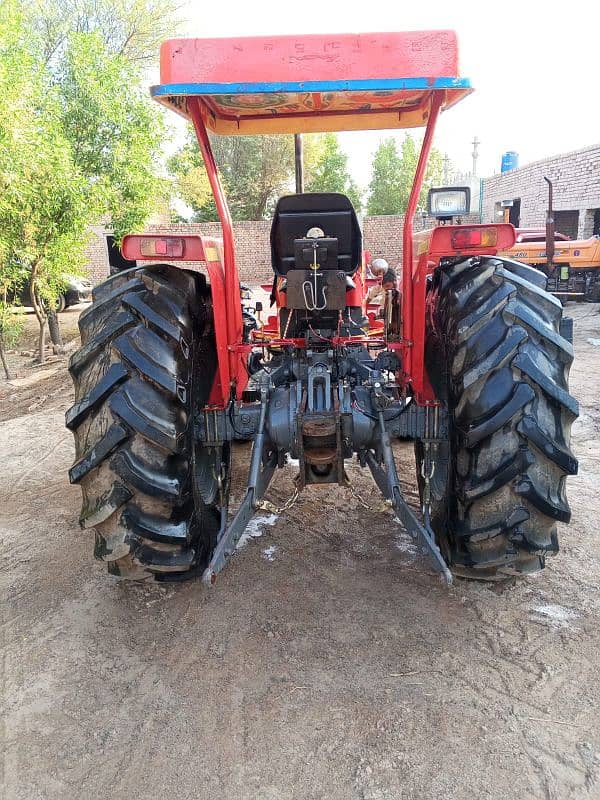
(419, 256), (578, 579)
(66, 265), (223, 581)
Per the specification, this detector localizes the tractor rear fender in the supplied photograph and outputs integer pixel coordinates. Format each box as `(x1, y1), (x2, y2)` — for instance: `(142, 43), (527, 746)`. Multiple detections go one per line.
(404, 223), (516, 404)
(121, 233), (235, 406)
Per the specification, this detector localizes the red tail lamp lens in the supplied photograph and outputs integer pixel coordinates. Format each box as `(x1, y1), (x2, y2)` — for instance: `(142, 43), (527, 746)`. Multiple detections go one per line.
(451, 227), (498, 249)
(139, 237), (185, 258)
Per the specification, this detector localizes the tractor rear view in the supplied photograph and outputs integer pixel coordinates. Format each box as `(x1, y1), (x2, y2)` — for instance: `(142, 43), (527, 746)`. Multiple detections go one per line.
(66, 31), (578, 586)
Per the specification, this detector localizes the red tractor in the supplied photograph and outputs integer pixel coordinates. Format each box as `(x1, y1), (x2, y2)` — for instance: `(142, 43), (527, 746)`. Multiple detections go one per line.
(66, 31), (578, 586)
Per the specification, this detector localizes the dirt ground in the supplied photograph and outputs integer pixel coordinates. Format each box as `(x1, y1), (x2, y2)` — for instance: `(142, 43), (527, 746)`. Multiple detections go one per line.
(1, 303), (600, 800)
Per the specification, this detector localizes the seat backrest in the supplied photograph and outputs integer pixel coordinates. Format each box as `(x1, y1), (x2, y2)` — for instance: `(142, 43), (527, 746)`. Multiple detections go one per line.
(270, 193), (362, 276)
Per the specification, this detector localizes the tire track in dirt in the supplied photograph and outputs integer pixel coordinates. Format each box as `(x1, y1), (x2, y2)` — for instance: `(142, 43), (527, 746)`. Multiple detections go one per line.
(1, 304), (600, 799)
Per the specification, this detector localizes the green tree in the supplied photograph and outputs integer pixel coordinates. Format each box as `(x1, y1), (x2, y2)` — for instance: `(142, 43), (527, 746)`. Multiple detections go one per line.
(1, 3), (164, 362)
(168, 134), (220, 221)
(169, 132), (295, 222)
(367, 138), (403, 215)
(58, 32), (164, 239)
(422, 146), (445, 206)
(32, 0), (182, 65)
(305, 133), (363, 212)
(0, 0), (169, 361)
(0, 260), (25, 380)
(367, 134), (444, 215)
(176, 166), (216, 220)
(0, 2), (92, 364)
(29, 1), (170, 240)
(395, 134), (444, 212)
(170, 131), (365, 221)
(0, 1), (30, 374)
(0, 298), (24, 381)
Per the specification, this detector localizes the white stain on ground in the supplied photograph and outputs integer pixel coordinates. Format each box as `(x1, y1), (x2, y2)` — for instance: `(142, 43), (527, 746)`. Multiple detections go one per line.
(531, 604), (581, 630)
(236, 514), (278, 551)
(392, 517), (418, 558)
(262, 545), (278, 562)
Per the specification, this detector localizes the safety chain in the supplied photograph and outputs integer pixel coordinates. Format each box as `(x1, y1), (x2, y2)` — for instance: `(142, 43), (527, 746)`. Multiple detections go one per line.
(256, 481), (391, 515)
(344, 478), (391, 513)
(255, 487), (299, 515)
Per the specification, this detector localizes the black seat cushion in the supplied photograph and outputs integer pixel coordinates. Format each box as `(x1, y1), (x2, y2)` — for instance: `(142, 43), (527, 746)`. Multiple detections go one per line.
(270, 193), (362, 277)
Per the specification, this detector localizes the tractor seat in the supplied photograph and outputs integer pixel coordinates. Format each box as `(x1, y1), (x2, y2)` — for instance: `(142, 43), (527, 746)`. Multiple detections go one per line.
(270, 193), (362, 277)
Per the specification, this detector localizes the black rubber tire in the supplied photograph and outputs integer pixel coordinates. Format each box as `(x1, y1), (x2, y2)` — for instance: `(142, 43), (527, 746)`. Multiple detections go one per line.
(66, 265), (220, 581)
(420, 256), (579, 579)
(585, 271), (600, 303)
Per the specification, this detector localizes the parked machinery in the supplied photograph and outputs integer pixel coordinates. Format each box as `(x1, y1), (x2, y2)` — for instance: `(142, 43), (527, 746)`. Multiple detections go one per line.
(66, 31), (578, 586)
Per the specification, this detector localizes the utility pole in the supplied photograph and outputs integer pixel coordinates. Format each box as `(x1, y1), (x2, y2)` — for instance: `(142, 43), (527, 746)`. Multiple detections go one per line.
(443, 153), (450, 184)
(471, 135), (480, 177)
(544, 176), (555, 274)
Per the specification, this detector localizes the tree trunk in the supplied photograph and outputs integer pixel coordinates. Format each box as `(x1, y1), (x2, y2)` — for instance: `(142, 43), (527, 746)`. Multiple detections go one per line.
(0, 339), (12, 381)
(253, 189), (270, 221)
(48, 309), (63, 350)
(29, 269), (47, 365)
(37, 319), (47, 364)
(0, 287), (13, 380)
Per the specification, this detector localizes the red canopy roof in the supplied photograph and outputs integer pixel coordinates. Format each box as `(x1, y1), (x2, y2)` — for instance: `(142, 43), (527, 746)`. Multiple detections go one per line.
(152, 31), (472, 134)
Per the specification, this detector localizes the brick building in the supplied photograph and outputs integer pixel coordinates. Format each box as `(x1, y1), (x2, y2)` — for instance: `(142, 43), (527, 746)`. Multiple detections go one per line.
(481, 143), (600, 239)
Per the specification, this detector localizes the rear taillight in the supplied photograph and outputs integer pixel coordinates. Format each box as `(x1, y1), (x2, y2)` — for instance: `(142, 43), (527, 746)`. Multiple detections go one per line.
(451, 227), (498, 249)
(121, 234), (206, 262)
(139, 237), (185, 258)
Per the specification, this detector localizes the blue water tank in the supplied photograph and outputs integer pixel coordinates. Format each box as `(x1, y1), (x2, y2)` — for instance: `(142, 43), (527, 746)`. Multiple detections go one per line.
(501, 151), (519, 173)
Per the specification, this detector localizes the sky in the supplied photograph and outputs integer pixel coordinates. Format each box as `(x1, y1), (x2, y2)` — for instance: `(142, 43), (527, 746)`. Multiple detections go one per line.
(172, 0), (598, 191)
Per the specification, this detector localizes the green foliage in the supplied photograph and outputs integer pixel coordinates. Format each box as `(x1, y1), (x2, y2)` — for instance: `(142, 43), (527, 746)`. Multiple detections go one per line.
(0, 1), (92, 361)
(170, 131), (366, 221)
(0, 3), (90, 278)
(0, 297), (24, 379)
(305, 133), (363, 212)
(177, 166), (216, 219)
(0, 300), (24, 347)
(367, 134), (444, 215)
(0, 258), (25, 379)
(0, 0), (166, 361)
(423, 146), (445, 206)
(168, 135), (219, 221)
(169, 132), (295, 222)
(32, 0), (182, 65)
(59, 32), (164, 239)
(367, 138), (403, 216)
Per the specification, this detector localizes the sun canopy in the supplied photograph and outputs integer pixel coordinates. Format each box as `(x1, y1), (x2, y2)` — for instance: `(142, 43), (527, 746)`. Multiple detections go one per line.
(151, 31), (472, 135)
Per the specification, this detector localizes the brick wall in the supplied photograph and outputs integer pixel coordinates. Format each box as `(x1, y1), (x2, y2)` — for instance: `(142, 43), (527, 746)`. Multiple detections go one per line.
(146, 220), (273, 285)
(84, 213), (480, 286)
(481, 144), (600, 238)
(84, 225), (111, 284)
(363, 213), (480, 272)
(83, 144), (600, 284)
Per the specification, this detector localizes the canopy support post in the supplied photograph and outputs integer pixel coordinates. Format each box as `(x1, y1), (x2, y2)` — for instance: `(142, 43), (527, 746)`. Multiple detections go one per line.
(294, 134), (304, 194)
(401, 92), (443, 379)
(188, 97), (242, 394)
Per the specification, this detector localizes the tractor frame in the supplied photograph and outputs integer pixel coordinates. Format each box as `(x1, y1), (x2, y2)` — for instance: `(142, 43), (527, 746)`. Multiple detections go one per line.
(121, 32), (518, 586)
